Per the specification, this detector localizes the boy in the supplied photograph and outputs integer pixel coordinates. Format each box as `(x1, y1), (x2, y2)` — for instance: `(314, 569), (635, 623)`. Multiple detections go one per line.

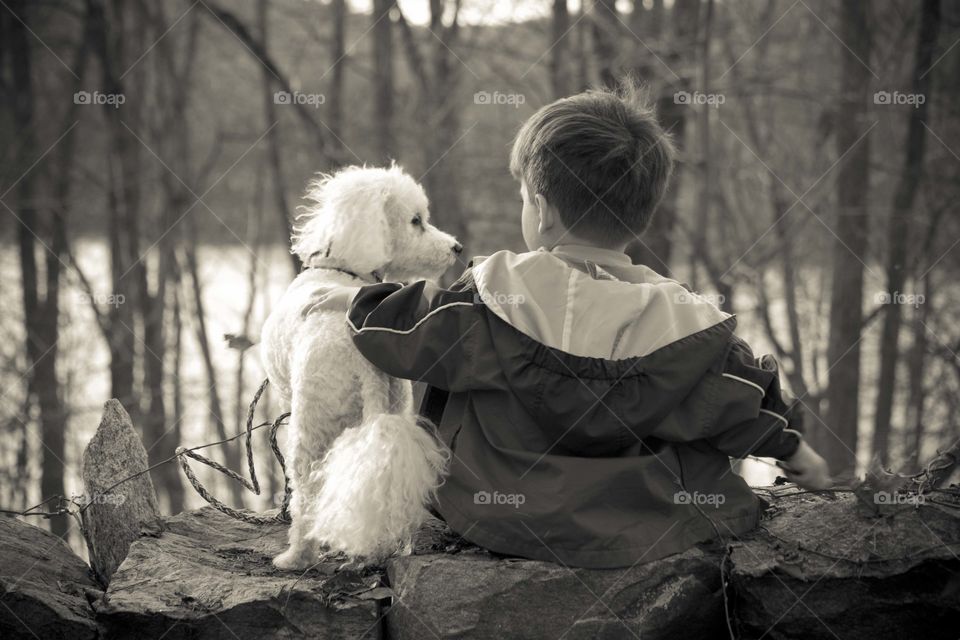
(315, 84), (831, 569)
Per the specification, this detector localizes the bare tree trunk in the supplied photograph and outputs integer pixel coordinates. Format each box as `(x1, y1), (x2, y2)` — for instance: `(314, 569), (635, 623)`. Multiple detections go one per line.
(328, 0), (346, 155)
(89, 0), (139, 420)
(257, 0), (300, 275)
(591, 0), (619, 89)
(550, 0), (570, 98)
(824, 0), (872, 476)
(691, 0), (714, 291)
(373, 0), (395, 161)
(427, 1), (466, 260)
(171, 268), (184, 472)
(9, 0), (68, 537)
(627, 0), (699, 275)
(136, 0), (204, 514)
(634, 0), (663, 39)
(904, 272), (931, 470)
(872, 0), (939, 466)
(43, 5), (94, 532)
(574, 2), (591, 92)
(182, 244), (244, 505)
(397, 0), (468, 264)
(678, 0), (733, 315)
(721, 1), (815, 412)
(234, 169), (264, 507)
(236, 169), (263, 430)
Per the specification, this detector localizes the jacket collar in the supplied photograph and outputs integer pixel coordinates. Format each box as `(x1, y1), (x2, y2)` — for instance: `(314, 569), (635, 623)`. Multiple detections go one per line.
(547, 244), (632, 268)
(472, 250), (731, 361)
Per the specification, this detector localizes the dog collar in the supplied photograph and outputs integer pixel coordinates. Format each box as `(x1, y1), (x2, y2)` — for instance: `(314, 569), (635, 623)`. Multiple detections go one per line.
(307, 265), (383, 284)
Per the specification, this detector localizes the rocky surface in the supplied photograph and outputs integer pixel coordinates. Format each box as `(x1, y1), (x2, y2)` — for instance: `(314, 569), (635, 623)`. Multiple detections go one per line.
(95, 507), (388, 639)
(385, 489), (960, 640)
(2, 491), (959, 639)
(4, 397), (960, 640)
(730, 487), (960, 640)
(387, 543), (726, 639)
(0, 515), (101, 640)
(81, 399), (165, 586)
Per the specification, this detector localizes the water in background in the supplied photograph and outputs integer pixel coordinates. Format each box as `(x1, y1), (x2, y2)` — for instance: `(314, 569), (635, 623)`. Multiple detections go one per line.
(2, 239), (791, 553)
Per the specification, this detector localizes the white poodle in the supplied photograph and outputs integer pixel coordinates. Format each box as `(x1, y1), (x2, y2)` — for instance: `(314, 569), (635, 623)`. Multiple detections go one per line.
(261, 165), (460, 569)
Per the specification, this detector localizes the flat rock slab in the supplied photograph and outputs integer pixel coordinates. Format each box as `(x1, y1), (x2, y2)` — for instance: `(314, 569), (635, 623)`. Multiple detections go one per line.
(387, 522), (725, 640)
(96, 507), (386, 639)
(0, 515), (101, 640)
(389, 491), (960, 640)
(732, 489), (960, 640)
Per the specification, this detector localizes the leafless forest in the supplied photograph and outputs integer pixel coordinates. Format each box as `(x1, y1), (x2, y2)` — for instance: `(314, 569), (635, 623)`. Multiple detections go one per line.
(1, 0), (958, 548)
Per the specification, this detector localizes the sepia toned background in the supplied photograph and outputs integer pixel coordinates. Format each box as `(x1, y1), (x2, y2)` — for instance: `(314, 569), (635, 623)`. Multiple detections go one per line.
(1, 0), (958, 553)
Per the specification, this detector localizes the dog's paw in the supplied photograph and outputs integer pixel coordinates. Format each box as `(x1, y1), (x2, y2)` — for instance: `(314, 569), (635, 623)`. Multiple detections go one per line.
(272, 548), (313, 571)
(336, 559), (367, 573)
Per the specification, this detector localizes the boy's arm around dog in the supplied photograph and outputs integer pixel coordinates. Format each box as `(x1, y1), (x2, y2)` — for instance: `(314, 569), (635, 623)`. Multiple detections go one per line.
(343, 265), (803, 463)
(337, 252), (821, 568)
(345, 272), (485, 392)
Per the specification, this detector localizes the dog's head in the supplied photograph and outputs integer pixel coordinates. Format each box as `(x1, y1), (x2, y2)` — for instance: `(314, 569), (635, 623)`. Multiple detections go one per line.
(292, 165), (462, 282)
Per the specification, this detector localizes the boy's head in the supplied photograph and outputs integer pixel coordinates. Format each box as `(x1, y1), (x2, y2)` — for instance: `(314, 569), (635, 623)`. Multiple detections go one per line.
(510, 81), (675, 252)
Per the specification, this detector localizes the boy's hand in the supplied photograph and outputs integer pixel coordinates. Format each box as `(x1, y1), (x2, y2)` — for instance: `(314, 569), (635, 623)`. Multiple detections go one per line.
(301, 286), (361, 318)
(778, 440), (832, 490)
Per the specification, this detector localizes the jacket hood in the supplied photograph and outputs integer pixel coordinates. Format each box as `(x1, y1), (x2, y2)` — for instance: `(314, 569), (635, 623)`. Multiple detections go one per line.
(471, 248), (736, 454)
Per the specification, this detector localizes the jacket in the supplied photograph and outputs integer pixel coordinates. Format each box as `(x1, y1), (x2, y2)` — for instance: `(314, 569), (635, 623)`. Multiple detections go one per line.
(346, 244), (802, 568)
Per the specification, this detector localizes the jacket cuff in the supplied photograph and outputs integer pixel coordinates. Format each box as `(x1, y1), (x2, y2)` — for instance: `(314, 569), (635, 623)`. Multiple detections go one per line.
(755, 427), (802, 460)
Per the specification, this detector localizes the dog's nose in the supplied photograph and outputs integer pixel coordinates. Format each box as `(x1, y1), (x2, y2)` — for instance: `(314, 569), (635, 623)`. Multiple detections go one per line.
(452, 242), (463, 255)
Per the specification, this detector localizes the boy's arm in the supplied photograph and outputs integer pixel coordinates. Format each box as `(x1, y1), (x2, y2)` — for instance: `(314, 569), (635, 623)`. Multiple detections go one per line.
(345, 276), (481, 391)
(702, 334), (804, 460)
(700, 335), (830, 488)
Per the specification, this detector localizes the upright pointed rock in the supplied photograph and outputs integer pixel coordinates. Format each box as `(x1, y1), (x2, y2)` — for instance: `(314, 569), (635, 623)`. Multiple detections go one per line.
(81, 399), (163, 585)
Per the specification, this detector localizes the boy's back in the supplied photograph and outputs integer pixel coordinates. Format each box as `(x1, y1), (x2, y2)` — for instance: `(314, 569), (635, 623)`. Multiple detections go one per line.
(346, 244), (804, 568)
(326, 82), (829, 568)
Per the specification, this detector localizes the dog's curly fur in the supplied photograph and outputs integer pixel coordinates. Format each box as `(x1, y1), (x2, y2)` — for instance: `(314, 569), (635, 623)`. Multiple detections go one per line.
(261, 165), (460, 569)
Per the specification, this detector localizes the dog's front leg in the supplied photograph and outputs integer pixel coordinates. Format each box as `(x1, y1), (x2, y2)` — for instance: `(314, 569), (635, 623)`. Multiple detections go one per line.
(273, 491), (317, 570)
(273, 404), (322, 570)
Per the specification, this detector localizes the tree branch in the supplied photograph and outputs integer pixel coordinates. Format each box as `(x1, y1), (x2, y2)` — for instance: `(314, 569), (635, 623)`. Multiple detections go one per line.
(200, 1), (337, 159)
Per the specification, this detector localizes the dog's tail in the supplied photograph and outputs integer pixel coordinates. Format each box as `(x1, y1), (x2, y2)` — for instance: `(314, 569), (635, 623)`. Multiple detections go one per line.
(306, 412), (449, 560)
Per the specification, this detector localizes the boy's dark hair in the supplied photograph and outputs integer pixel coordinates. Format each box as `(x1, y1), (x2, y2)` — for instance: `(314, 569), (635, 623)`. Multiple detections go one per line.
(509, 81), (675, 245)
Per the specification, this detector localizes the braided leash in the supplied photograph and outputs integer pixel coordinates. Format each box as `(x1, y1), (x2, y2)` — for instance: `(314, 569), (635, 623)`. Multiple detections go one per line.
(177, 378), (293, 525)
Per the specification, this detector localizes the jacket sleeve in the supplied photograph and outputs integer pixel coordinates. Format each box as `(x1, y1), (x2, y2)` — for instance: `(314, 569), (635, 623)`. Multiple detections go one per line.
(346, 271), (481, 391)
(701, 335), (803, 460)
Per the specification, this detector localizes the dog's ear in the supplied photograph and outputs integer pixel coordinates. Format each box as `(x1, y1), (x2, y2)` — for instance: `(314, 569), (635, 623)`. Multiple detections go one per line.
(292, 171), (392, 275)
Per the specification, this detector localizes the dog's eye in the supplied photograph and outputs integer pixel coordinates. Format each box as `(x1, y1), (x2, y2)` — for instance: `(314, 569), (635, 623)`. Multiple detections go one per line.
(411, 215), (422, 226)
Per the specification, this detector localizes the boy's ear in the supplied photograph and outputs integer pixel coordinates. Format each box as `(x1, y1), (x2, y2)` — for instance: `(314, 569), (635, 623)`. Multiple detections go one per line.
(535, 193), (556, 233)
